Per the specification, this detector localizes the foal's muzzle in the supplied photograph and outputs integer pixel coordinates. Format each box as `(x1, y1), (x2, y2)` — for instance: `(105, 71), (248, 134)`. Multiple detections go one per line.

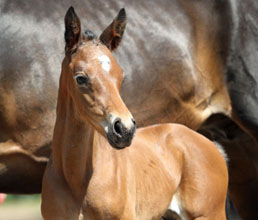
(107, 117), (136, 149)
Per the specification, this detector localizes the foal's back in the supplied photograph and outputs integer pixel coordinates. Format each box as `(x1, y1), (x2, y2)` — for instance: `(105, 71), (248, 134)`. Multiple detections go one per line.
(127, 123), (228, 220)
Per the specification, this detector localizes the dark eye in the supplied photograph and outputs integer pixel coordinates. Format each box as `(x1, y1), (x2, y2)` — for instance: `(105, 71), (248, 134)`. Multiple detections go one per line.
(75, 74), (89, 85)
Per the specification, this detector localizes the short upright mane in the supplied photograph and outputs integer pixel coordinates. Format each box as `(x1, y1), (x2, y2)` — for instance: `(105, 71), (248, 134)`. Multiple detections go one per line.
(83, 29), (97, 41)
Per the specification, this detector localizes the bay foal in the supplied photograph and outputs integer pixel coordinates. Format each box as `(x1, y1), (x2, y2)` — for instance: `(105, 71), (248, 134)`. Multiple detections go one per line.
(41, 7), (228, 220)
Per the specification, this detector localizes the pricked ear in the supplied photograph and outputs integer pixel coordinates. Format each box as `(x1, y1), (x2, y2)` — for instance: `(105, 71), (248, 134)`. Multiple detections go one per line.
(99, 8), (127, 51)
(64, 6), (81, 54)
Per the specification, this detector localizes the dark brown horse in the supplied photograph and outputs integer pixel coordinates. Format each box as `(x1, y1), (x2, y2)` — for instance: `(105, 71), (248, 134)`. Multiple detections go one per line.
(1, 0), (258, 219)
(41, 8), (228, 219)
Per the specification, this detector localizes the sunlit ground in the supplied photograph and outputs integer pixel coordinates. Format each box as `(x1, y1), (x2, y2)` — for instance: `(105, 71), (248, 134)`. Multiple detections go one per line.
(0, 194), (42, 220)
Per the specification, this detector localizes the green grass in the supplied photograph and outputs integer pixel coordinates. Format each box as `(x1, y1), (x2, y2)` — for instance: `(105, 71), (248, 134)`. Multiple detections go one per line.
(0, 194), (42, 220)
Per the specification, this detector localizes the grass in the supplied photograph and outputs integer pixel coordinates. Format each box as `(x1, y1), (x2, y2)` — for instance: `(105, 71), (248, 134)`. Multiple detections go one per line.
(0, 194), (42, 220)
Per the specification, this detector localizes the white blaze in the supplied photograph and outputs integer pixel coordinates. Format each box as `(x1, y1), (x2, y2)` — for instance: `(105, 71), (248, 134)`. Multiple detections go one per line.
(98, 55), (111, 72)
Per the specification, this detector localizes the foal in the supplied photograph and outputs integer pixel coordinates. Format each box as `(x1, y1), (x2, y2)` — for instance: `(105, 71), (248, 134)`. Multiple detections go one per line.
(41, 7), (228, 220)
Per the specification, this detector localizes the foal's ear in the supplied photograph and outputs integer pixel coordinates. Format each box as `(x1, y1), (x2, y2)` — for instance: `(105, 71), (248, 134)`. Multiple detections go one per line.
(99, 8), (127, 51)
(64, 6), (81, 53)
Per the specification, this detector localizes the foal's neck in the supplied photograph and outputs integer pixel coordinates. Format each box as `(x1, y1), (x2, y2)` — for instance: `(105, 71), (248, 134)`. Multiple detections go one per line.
(53, 90), (98, 199)
(53, 100), (94, 197)
(53, 66), (119, 200)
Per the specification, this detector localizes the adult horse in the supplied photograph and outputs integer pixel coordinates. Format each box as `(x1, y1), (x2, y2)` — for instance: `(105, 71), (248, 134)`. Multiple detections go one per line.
(0, 0), (258, 219)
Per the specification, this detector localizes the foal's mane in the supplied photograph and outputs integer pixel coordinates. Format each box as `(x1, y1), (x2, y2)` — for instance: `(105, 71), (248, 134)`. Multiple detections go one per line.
(83, 29), (97, 41)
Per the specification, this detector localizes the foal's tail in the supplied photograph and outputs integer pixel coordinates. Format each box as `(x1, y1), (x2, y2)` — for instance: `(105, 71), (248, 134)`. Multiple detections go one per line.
(213, 141), (229, 166)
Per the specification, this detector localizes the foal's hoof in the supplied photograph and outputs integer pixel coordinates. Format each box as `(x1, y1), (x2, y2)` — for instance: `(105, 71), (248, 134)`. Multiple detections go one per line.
(162, 209), (182, 220)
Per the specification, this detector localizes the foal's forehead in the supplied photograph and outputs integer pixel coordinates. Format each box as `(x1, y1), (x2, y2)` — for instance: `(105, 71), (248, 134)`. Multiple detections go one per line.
(73, 42), (116, 72)
(77, 43), (112, 62)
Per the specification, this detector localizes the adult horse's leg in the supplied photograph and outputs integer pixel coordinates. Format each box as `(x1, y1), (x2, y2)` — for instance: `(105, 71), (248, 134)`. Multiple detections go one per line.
(226, 0), (258, 143)
(0, 140), (49, 193)
(224, 132), (258, 219)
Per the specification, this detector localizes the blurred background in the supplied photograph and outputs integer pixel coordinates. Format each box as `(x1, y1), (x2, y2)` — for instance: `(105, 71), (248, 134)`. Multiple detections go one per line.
(0, 194), (42, 220)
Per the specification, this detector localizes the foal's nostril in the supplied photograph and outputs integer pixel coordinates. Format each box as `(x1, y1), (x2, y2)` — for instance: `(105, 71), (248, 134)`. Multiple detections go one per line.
(113, 119), (122, 137)
(108, 117), (136, 148)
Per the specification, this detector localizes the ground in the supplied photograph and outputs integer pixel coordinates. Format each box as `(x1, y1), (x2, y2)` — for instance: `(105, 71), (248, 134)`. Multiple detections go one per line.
(0, 195), (42, 220)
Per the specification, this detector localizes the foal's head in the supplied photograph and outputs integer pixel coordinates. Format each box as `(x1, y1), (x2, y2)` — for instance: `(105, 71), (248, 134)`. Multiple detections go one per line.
(61, 7), (136, 149)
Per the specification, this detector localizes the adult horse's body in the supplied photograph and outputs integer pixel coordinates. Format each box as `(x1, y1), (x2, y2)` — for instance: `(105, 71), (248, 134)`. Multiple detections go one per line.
(41, 8), (228, 219)
(0, 0), (258, 218)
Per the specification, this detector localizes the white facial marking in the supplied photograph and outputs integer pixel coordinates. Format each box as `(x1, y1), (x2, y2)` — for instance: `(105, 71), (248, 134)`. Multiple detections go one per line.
(98, 55), (111, 72)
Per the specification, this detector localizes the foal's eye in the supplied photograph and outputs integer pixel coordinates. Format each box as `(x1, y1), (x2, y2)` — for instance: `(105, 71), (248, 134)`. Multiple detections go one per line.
(74, 74), (89, 86)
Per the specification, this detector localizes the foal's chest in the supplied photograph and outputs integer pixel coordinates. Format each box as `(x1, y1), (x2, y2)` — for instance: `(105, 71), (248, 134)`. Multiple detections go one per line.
(81, 164), (174, 220)
(83, 180), (135, 220)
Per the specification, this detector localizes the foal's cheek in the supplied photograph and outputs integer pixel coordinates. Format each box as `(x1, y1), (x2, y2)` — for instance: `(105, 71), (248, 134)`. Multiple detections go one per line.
(84, 94), (95, 106)
(90, 105), (104, 116)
